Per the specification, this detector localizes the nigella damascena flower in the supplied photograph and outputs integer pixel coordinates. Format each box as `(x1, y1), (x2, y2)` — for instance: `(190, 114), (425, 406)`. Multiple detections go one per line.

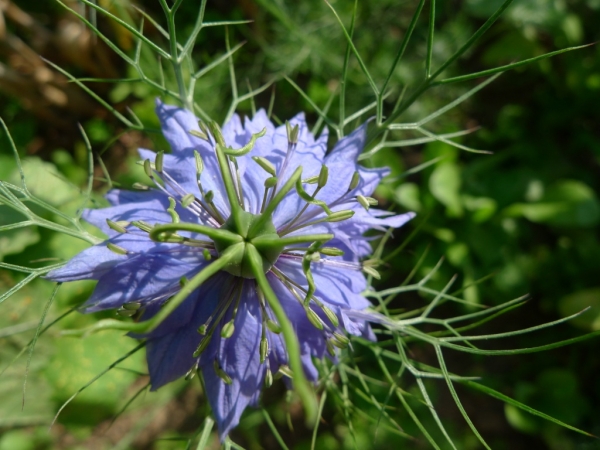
(47, 100), (414, 438)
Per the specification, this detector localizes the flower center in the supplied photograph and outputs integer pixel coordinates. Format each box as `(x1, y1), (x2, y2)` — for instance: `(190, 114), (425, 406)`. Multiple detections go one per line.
(213, 210), (283, 279)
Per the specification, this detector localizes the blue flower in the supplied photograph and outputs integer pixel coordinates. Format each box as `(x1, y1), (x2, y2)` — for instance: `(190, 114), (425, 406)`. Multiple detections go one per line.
(47, 100), (414, 438)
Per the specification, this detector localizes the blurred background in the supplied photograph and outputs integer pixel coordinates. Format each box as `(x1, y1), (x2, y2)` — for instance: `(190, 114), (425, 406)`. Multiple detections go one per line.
(1, 0), (599, 448)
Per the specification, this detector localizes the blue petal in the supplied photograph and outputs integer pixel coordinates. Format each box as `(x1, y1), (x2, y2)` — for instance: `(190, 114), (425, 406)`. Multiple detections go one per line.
(83, 251), (208, 312)
(138, 148), (230, 220)
(155, 100), (213, 157)
(45, 233), (156, 282)
(46, 243), (126, 282)
(274, 257), (371, 310)
(83, 189), (174, 236)
(144, 273), (228, 388)
(201, 283), (265, 440)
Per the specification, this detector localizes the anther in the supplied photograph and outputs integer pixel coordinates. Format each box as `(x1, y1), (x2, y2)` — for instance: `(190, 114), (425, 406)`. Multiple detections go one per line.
(199, 122), (211, 141)
(184, 363), (198, 380)
(277, 365), (293, 379)
(208, 122), (227, 147)
(181, 194), (196, 208)
(266, 319), (282, 334)
(155, 151), (164, 172)
(305, 306), (324, 330)
(326, 210), (355, 222)
(116, 307), (136, 317)
(106, 219), (128, 233)
(356, 195), (378, 211)
(259, 336), (269, 363)
(317, 165), (329, 188)
(197, 324), (208, 335)
(143, 159), (153, 178)
(286, 122), (299, 145)
(320, 304), (339, 327)
(302, 175), (319, 184)
(221, 320), (235, 338)
(326, 339), (336, 356)
(252, 156), (276, 176)
(131, 220), (153, 233)
(189, 129), (208, 141)
(348, 171), (360, 192)
(264, 367), (273, 387)
(264, 177), (278, 188)
(132, 182), (150, 190)
(202, 249), (212, 260)
(194, 150), (204, 175)
(107, 243), (129, 255)
(193, 336), (211, 357)
(320, 247), (345, 257)
(332, 332), (349, 348)
(363, 266), (381, 279)
(213, 360), (233, 385)
(122, 301), (141, 311)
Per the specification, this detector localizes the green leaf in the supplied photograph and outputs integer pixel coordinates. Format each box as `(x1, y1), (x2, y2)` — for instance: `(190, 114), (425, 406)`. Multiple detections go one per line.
(0, 207), (40, 260)
(44, 331), (145, 424)
(429, 162), (463, 217)
(558, 288), (600, 331)
(504, 180), (600, 227)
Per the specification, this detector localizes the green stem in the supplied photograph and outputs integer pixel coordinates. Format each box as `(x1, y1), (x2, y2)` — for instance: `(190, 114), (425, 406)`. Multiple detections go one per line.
(370, 0), (516, 142)
(62, 243), (244, 337)
(149, 222), (242, 245)
(159, 0), (191, 110)
(246, 244), (318, 426)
